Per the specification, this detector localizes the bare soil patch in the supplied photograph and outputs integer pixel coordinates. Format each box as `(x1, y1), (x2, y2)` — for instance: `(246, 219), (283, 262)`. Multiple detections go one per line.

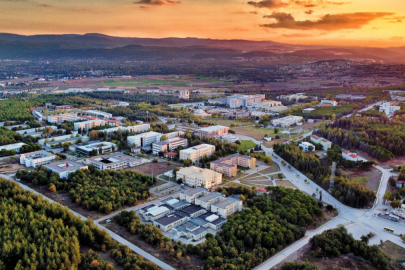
(344, 166), (382, 192)
(127, 162), (177, 175)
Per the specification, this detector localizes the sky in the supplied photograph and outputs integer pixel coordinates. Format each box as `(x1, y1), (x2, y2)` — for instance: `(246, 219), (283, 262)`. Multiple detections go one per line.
(0, 0), (404, 47)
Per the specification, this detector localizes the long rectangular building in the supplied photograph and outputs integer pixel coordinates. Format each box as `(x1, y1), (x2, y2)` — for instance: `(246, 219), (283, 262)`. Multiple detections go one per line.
(210, 154), (256, 177)
(152, 137), (188, 155)
(101, 124), (150, 135)
(20, 150), (56, 168)
(89, 153), (141, 170)
(76, 142), (116, 156)
(84, 110), (113, 119)
(45, 160), (88, 179)
(272, 116), (303, 127)
(47, 113), (78, 123)
(127, 131), (162, 148)
(74, 120), (105, 131)
(179, 144), (215, 162)
(176, 166), (222, 189)
(198, 125), (229, 138)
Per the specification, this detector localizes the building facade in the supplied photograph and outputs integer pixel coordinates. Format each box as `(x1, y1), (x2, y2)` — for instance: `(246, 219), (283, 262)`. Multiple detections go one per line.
(310, 135), (332, 150)
(47, 113), (78, 123)
(152, 137), (188, 155)
(74, 120), (105, 131)
(226, 94), (265, 108)
(45, 160), (88, 179)
(299, 142), (316, 152)
(179, 144), (215, 162)
(84, 110), (113, 119)
(210, 154), (256, 177)
(176, 166), (222, 189)
(20, 151), (56, 167)
(76, 142), (117, 156)
(89, 153), (141, 170)
(198, 125), (229, 138)
(272, 116), (303, 127)
(211, 197), (243, 218)
(127, 131), (162, 148)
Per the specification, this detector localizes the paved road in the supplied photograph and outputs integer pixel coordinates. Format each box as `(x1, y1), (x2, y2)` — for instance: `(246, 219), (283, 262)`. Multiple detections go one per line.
(0, 173), (175, 270)
(344, 100), (384, 118)
(232, 134), (405, 269)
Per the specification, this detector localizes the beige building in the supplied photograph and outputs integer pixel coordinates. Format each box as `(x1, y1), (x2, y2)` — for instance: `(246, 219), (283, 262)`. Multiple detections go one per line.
(210, 154), (256, 177)
(179, 144), (215, 163)
(211, 197), (243, 218)
(176, 166), (222, 189)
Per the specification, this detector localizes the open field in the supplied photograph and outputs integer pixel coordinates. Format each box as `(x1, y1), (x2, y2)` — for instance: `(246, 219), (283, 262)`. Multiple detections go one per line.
(232, 126), (288, 141)
(208, 119), (255, 127)
(344, 167), (382, 192)
(237, 140), (256, 151)
(258, 162), (280, 174)
(379, 240), (405, 269)
(276, 180), (297, 189)
(241, 180), (273, 186)
(103, 79), (188, 87)
(126, 162), (177, 176)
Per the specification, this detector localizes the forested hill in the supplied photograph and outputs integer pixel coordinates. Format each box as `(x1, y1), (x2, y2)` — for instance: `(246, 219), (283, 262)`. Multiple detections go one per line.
(0, 33), (405, 62)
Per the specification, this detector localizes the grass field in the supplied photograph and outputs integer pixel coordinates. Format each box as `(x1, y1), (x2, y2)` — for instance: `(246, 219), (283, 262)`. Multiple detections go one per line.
(276, 180), (297, 189)
(258, 162), (280, 174)
(232, 126), (288, 140)
(208, 119), (255, 127)
(237, 140), (256, 151)
(379, 241), (405, 268)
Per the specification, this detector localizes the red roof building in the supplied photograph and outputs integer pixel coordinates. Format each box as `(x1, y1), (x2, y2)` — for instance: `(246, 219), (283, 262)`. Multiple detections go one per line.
(164, 152), (178, 159)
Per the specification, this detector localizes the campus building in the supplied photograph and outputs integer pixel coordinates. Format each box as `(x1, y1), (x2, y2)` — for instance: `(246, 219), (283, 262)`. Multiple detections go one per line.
(211, 197), (243, 218)
(176, 166), (222, 189)
(84, 110), (113, 119)
(152, 137), (188, 155)
(76, 142), (117, 156)
(379, 102), (401, 117)
(127, 131), (162, 148)
(20, 151), (56, 167)
(342, 150), (358, 161)
(180, 187), (210, 203)
(0, 143), (27, 153)
(179, 144), (215, 163)
(16, 126), (58, 137)
(101, 124), (150, 135)
(272, 116), (303, 127)
(195, 192), (226, 210)
(299, 142), (316, 152)
(210, 154), (256, 177)
(198, 125), (229, 138)
(310, 135), (332, 150)
(74, 120), (105, 131)
(89, 153), (142, 171)
(45, 160), (88, 179)
(47, 113), (78, 123)
(226, 94), (265, 108)
(320, 100), (338, 107)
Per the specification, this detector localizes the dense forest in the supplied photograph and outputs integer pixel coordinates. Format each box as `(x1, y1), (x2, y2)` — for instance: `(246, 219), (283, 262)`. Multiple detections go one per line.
(18, 165), (153, 213)
(114, 185), (323, 270)
(0, 178), (159, 270)
(0, 99), (36, 122)
(273, 143), (375, 208)
(310, 226), (391, 270)
(316, 116), (405, 161)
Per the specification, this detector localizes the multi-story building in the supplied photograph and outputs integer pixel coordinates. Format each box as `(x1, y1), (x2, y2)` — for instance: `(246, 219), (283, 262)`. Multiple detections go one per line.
(179, 89), (190, 99)
(55, 105), (74, 111)
(198, 125), (229, 138)
(176, 166), (222, 189)
(153, 212), (189, 232)
(0, 143), (27, 153)
(104, 120), (121, 127)
(249, 100), (282, 110)
(165, 131), (185, 139)
(47, 113), (78, 123)
(379, 102), (401, 117)
(226, 94), (265, 108)
(74, 120), (105, 131)
(179, 144), (215, 162)
(342, 150), (358, 161)
(89, 153), (141, 170)
(210, 154), (256, 177)
(45, 160), (88, 179)
(16, 126), (58, 137)
(140, 205), (171, 221)
(152, 137), (188, 155)
(101, 124), (150, 135)
(84, 110), (112, 119)
(214, 134), (239, 143)
(211, 197), (243, 218)
(76, 142), (117, 156)
(272, 116), (303, 127)
(180, 187), (210, 203)
(320, 100), (338, 107)
(195, 192), (226, 210)
(310, 135), (332, 150)
(276, 93), (307, 101)
(127, 131), (162, 148)
(299, 142), (316, 152)
(20, 151), (56, 167)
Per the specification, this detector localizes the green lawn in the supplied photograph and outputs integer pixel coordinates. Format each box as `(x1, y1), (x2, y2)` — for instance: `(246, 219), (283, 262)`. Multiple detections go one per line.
(351, 176), (368, 184)
(232, 126), (288, 141)
(237, 140), (256, 151)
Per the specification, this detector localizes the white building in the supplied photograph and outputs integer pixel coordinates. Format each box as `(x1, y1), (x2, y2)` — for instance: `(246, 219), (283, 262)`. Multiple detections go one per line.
(226, 94), (265, 108)
(272, 116), (303, 127)
(299, 142), (316, 152)
(76, 142), (117, 156)
(127, 131), (162, 148)
(84, 110), (113, 119)
(140, 205), (171, 221)
(101, 124), (150, 135)
(379, 102), (401, 117)
(20, 151), (56, 167)
(276, 93), (307, 101)
(47, 113), (78, 123)
(0, 143), (27, 153)
(195, 192), (226, 210)
(74, 120), (105, 131)
(198, 125), (229, 138)
(179, 144), (215, 163)
(180, 187), (210, 203)
(16, 126), (58, 137)
(176, 166), (222, 189)
(214, 134), (239, 143)
(342, 150), (358, 161)
(211, 197), (243, 218)
(45, 160), (88, 179)
(64, 88), (94, 93)
(179, 89), (190, 99)
(89, 153), (142, 171)
(320, 100), (338, 107)
(152, 137), (188, 155)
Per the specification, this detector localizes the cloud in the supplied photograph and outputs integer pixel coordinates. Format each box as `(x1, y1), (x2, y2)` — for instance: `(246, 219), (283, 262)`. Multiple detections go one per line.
(383, 16), (405, 23)
(261, 12), (394, 30)
(133, 0), (180, 6)
(390, 36), (403, 41)
(294, 0), (318, 7)
(305, 10), (314, 14)
(325, 1), (351, 5)
(0, 0), (51, 7)
(247, 0), (288, 9)
(281, 33), (314, 37)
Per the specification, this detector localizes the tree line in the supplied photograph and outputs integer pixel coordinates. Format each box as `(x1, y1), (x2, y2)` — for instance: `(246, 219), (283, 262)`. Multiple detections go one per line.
(18, 165), (153, 214)
(273, 143), (375, 208)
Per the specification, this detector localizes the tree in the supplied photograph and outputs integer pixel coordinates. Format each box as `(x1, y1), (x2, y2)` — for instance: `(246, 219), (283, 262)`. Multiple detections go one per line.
(401, 234), (405, 243)
(160, 135), (168, 141)
(390, 200), (401, 208)
(48, 184), (57, 193)
(383, 190), (393, 201)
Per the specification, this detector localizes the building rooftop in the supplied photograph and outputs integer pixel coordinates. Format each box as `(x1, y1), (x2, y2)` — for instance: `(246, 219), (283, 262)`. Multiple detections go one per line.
(177, 166), (221, 182)
(154, 212), (186, 226)
(45, 160), (86, 172)
(196, 211), (227, 226)
(180, 144), (214, 154)
(199, 125), (228, 132)
(197, 191), (225, 202)
(173, 221), (208, 235)
(20, 150), (55, 158)
(182, 187), (207, 196)
(179, 204), (205, 215)
(0, 142), (26, 151)
(213, 197), (241, 209)
(164, 152), (178, 157)
(90, 153), (138, 165)
(211, 154), (254, 168)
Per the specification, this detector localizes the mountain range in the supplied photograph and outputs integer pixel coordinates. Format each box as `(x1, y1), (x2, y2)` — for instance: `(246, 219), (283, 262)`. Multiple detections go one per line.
(0, 33), (404, 63)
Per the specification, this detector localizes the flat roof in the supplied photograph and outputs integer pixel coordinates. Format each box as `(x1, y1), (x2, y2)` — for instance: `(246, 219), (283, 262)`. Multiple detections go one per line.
(45, 160), (87, 172)
(199, 125), (228, 132)
(0, 142), (26, 151)
(180, 144), (214, 154)
(179, 204), (205, 215)
(154, 213), (186, 226)
(197, 192), (224, 202)
(174, 221), (208, 235)
(197, 211), (227, 225)
(21, 150), (55, 158)
(182, 187), (207, 196)
(213, 197), (241, 209)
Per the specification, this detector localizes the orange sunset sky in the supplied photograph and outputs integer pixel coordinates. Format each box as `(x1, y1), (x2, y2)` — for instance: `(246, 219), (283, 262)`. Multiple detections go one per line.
(0, 0), (404, 47)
